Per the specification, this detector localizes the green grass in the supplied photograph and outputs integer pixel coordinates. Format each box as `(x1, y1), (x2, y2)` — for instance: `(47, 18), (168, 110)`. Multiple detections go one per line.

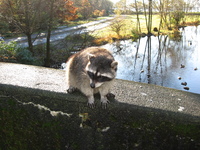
(90, 14), (200, 44)
(90, 15), (161, 44)
(182, 15), (200, 25)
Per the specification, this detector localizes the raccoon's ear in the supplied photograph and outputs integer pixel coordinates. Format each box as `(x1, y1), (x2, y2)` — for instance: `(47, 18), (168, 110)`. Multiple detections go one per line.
(111, 61), (118, 70)
(88, 54), (95, 62)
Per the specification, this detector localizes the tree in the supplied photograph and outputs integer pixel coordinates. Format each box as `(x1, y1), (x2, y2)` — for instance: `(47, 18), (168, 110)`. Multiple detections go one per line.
(89, 0), (113, 15)
(43, 0), (77, 67)
(0, 0), (77, 66)
(142, 0), (153, 35)
(171, 11), (185, 27)
(110, 18), (125, 38)
(152, 0), (197, 30)
(71, 0), (113, 18)
(79, 0), (92, 19)
(114, 0), (127, 15)
(130, 0), (142, 33)
(0, 0), (44, 55)
(153, 0), (173, 30)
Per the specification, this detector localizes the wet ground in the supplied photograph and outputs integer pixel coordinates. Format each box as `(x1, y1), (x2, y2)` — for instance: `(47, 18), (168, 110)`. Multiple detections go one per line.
(102, 25), (200, 94)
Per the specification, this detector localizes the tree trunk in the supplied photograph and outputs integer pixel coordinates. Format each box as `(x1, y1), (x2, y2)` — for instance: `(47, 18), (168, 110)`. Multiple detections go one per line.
(27, 33), (34, 56)
(135, 0), (141, 33)
(44, 27), (51, 67)
(148, 0), (153, 35)
(44, 0), (54, 67)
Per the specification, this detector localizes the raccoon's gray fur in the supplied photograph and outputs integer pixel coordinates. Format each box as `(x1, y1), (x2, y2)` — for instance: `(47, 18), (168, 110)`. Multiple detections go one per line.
(66, 47), (118, 108)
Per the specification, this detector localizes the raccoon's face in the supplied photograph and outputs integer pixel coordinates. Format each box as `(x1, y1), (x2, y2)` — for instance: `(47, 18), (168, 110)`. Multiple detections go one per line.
(86, 54), (118, 88)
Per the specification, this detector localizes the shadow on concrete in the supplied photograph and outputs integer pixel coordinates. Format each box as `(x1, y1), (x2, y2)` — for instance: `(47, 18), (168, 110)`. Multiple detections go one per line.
(0, 84), (200, 150)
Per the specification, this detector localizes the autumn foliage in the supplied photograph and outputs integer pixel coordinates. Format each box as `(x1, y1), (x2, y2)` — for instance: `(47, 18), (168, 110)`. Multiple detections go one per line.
(72, 0), (113, 19)
(0, 0), (78, 31)
(0, 0), (78, 54)
(93, 9), (106, 17)
(57, 0), (78, 21)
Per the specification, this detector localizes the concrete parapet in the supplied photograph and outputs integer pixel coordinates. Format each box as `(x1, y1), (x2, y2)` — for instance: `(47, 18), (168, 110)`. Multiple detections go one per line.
(0, 62), (200, 149)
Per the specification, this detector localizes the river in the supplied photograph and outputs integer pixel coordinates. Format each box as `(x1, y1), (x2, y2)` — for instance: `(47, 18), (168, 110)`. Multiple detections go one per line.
(101, 26), (200, 94)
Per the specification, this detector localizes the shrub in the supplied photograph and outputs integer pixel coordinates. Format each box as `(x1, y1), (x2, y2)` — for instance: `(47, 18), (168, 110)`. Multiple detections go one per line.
(110, 18), (125, 38)
(0, 21), (9, 35)
(16, 48), (37, 64)
(0, 41), (18, 58)
(171, 11), (185, 27)
(0, 41), (41, 65)
(131, 29), (140, 41)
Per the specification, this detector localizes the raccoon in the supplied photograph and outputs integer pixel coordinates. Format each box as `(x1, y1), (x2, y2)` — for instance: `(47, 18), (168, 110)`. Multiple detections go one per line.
(66, 47), (118, 108)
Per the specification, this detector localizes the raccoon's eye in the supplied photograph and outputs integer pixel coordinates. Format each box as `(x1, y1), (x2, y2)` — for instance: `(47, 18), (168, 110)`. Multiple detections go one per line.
(87, 71), (94, 79)
(97, 76), (112, 82)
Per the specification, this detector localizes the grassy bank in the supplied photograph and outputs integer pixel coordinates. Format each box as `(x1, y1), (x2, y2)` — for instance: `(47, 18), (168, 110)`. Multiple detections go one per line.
(91, 14), (200, 44)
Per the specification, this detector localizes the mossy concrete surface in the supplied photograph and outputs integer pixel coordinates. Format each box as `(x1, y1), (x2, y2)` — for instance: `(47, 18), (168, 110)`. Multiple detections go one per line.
(0, 62), (200, 149)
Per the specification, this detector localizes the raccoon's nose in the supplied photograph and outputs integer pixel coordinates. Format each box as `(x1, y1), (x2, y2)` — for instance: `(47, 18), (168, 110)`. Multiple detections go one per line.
(90, 83), (95, 88)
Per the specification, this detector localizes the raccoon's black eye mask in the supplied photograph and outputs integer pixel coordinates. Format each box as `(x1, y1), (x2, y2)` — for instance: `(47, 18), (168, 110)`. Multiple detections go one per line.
(87, 71), (112, 82)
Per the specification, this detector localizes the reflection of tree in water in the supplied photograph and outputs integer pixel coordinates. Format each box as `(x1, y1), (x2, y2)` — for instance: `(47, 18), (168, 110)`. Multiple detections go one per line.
(168, 30), (182, 42)
(135, 35), (170, 85)
(103, 26), (200, 93)
(141, 31), (188, 86)
(112, 34), (176, 85)
(114, 41), (123, 52)
(154, 35), (169, 85)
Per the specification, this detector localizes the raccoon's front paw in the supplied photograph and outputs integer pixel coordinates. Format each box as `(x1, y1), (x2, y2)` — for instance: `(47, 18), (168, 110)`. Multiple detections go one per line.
(87, 102), (95, 109)
(101, 98), (110, 109)
(87, 96), (95, 109)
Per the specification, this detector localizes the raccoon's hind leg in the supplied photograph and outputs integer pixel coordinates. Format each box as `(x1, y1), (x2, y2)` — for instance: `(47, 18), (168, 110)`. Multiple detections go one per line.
(106, 93), (115, 100)
(66, 68), (77, 93)
(67, 86), (77, 93)
(66, 77), (77, 93)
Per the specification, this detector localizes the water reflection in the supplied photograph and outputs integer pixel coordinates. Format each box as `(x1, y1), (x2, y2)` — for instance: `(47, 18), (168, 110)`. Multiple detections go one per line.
(102, 26), (200, 94)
